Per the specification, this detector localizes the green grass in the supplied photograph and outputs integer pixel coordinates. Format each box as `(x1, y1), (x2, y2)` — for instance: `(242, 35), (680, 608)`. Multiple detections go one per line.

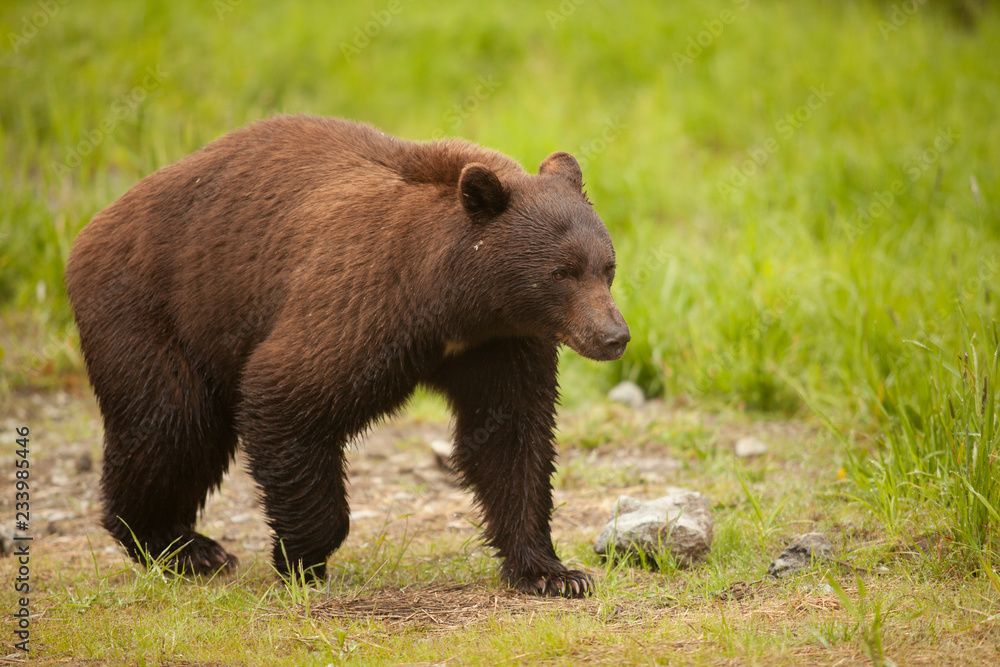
(11, 397), (998, 665)
(3, 0), (998, 419)
(2, 0), (1000, 663)
(846, 314), (1000, 569)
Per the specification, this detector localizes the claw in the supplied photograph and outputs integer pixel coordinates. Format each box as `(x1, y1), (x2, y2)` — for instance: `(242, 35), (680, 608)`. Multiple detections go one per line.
(515, 570), (594, 598)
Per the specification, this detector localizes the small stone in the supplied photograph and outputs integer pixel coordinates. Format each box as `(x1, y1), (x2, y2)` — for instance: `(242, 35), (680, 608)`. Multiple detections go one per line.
(241, 537), (267, 551)
(608, 455), (682, 484)
(593, 488), (714, 567)
(0, 526), (29, 557)
(734, 436), (768, 458)
(607, 381), (645, 409)
(38, 509), (75, 522)
(41, 404), (62, 420)
(430, 439), (454, 472)
(76, 453), (93, 474)
(768, 532), (834, 577)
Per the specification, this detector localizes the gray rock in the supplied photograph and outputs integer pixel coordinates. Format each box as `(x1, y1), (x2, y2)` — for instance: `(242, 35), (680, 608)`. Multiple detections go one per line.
(607, 381), (645, 409)
(734, 436), (768, 458)
(429, 439), (454, 472)
(38, 509), (75, 522)
(593, 489), (713, 566)
(0, 526), (28, 557)
(608, 455), (682, 484)
(768, 532), (834, 577)
(76, 452), (93, 474)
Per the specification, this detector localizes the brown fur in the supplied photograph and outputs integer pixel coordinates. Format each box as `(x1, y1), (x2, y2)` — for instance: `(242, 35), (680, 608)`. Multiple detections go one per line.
(65, 115), (629, 597)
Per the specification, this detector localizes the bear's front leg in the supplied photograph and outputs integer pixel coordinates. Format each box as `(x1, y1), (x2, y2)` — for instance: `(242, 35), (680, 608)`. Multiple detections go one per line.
(430, 338), (592, 598)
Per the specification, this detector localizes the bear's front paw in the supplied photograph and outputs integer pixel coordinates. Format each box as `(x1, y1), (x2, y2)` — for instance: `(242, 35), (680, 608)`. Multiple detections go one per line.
(515, 569), (594, 598)
(173, 532), (238, 576)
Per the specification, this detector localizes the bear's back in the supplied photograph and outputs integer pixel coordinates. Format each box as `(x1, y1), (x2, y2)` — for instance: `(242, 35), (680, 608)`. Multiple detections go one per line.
(73, 115), (525, 255)
(65, 116), (527, 378)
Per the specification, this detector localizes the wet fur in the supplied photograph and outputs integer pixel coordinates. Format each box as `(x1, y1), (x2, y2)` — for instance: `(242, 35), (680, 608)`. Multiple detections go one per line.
(65, 115), (628, 596)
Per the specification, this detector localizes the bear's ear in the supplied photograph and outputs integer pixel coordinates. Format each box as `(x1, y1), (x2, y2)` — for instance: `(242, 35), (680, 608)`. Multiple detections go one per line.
(538, 151), (583, 191)
(459, 163), (509, 222)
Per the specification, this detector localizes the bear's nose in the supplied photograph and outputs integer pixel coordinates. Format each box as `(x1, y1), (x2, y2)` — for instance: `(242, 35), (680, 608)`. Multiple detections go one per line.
(599, 324), (631, 348)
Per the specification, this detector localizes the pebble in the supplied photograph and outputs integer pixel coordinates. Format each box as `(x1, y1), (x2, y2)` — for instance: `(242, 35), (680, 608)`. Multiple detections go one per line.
(607, 381), (645, 409)
(734, 436), (768, 458)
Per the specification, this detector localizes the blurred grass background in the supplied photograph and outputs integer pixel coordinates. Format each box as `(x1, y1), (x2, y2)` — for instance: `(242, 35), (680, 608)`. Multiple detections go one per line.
(2, 0), (996, 421)
(1, 0), (998, 559)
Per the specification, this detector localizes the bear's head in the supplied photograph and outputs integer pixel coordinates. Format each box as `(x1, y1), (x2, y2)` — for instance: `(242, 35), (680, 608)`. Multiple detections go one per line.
(458, 152), (630, 361)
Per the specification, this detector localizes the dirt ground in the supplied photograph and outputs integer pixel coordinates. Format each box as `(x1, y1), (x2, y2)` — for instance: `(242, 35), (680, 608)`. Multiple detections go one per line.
(1, 389), (711, 587)
(7, 389), (1000, 667)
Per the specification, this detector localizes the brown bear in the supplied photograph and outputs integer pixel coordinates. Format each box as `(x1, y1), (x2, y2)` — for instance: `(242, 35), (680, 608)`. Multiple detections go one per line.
(65, 115), (629, 598)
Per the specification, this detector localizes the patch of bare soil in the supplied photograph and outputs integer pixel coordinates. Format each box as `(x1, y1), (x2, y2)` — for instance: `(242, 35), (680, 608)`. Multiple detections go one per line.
(2, 390), (479, 576)
(1, 389), (815, 608)
(2, 390), (639, 580)
(305, 581), (600, 630)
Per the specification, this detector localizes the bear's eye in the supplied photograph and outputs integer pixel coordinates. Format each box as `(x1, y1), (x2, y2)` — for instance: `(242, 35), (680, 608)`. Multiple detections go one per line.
(552, 269), (568, 282)
(604, 264), (616, 284)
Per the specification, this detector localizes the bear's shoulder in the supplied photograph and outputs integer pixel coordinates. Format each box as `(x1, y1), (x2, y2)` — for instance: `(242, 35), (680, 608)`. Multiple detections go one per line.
(394, 138), (525, 189)
(219, 115), (525, 188)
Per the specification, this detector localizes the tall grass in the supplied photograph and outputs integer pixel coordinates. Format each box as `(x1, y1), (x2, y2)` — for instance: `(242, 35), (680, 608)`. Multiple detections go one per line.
(849, 314), (999, 567)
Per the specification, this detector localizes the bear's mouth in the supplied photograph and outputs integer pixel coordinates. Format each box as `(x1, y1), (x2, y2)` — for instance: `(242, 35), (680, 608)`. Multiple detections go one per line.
(602, 340), (628, 360)
(559, 333), (628, 362)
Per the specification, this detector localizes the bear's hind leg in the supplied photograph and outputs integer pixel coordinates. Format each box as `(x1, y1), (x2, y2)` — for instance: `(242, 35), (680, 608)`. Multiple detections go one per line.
(238, 360), (354, 583)
(239, 405), (352, 583)
(97, 343), (240, 576)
